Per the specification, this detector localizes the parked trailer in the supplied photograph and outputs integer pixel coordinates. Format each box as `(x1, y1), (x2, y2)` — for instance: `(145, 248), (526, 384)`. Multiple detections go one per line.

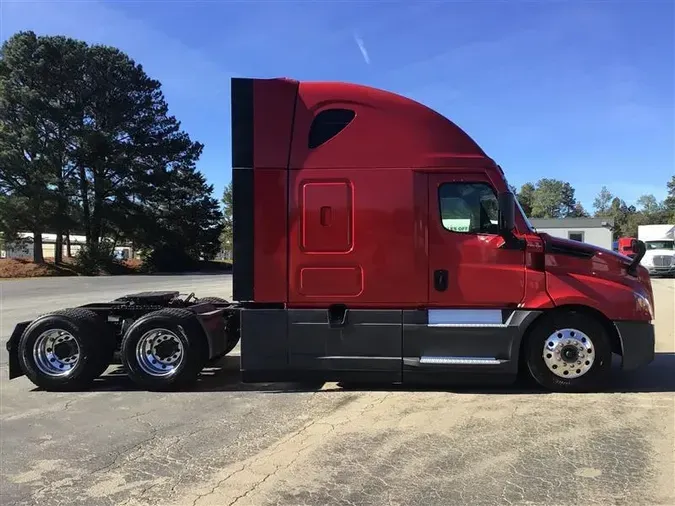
(6, 77), (657, 393)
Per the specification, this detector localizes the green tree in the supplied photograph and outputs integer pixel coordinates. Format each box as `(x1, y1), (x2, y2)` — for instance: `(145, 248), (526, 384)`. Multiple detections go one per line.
(517, 182), (535, 217)
(220, 181), (233, 254)
(1, 31), (223, 269)
(593, 186), (614, 217)
(0, 32), (61, 262)
(607, 197), (637, 239)
(570, 202), (590, 218)
(664, 175), (675, 222)
(636, 194), (660, 215)
(529, 178), (578, 218)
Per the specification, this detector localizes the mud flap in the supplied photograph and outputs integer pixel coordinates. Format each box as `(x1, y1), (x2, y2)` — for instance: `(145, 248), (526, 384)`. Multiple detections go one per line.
(6, 321), (31, 380)
(613, 321), (655, 370)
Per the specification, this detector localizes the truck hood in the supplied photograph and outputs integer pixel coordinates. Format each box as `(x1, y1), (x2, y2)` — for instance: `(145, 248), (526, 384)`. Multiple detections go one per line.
(540, 233), (652, 308)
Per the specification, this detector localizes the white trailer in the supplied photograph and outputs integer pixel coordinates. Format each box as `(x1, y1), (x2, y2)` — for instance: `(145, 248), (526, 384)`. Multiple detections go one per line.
(638, 224), (675, 277)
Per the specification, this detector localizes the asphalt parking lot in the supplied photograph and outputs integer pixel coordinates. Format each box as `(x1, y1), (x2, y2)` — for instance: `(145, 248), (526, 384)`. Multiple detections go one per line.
(1, 275), (673, 506)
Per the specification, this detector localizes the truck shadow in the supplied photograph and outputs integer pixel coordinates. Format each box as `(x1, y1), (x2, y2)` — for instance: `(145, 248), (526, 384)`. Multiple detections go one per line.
(76, 352), (675, 395)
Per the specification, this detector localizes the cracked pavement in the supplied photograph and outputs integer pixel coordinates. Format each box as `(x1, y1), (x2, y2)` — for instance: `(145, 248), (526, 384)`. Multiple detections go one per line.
(1, 275), (674, 506)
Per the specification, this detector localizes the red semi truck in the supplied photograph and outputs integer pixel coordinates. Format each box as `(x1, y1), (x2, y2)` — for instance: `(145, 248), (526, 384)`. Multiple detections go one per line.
(6, 77), (655, 393)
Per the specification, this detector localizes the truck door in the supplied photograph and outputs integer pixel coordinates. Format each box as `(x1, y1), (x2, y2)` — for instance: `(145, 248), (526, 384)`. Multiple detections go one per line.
(402, 173), (527, 383)
(427, 173), (526, 307)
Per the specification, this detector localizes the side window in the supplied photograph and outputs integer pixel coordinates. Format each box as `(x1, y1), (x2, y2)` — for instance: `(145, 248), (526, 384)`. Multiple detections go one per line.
(308, 109), (356, 149)
(439, 182), (499, 234)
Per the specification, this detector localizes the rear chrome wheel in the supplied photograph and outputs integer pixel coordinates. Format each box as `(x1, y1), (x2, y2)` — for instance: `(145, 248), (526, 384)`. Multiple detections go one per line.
(18, 308), (114, 391)
(121, 308), (206, 391)
(33, 329), (81, 377)
(135, 328), (185, 377)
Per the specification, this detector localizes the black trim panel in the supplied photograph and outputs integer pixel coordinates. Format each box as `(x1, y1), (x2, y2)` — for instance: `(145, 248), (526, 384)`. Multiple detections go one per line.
(231, 78), (255, 302)
(543, 237), (595, 259)
(240, 308), (289, 375)
(287, 309), (402, 382)
(231, 78), (254, 168)
(613, 320), (655, 370)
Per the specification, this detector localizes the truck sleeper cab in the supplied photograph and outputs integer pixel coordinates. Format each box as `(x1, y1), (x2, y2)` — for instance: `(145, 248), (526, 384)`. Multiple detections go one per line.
(4, 77), (656, 394)
(232, 77), (656, 393)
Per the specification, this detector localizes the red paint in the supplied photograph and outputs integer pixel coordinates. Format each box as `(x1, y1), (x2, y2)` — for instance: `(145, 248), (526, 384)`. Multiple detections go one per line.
(250, 79), (297, 302)
(427, 173), (525, 307)
(618, 237), (636, 257)
(247, 77), (653, 323)
(535, 235), (653, 321)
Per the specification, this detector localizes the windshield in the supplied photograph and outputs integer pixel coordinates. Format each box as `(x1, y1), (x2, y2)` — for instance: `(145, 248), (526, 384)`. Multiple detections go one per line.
(645, 240), (674, 250)
(515, 196), (536, 233)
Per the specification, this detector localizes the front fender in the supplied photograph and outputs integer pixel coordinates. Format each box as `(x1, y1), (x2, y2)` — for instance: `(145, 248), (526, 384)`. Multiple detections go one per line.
(6, 321), (31, 380)
(545, 273), (652, 321)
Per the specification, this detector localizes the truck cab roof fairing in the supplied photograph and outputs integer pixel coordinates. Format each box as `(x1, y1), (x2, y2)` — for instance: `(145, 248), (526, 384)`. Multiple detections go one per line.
(287, 80), (490, 170)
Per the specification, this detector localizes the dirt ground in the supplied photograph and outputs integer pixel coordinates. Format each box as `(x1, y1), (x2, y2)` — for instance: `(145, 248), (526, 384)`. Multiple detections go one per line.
(1, 276), (673, 506)
(0, 258), (142, 278)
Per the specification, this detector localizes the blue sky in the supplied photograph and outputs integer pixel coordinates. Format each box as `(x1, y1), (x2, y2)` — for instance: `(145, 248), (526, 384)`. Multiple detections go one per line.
(1, 0), (673, 211)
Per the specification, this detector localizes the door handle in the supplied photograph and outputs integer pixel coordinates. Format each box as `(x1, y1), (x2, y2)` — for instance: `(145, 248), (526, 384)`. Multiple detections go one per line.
(434, 269), (448, 292)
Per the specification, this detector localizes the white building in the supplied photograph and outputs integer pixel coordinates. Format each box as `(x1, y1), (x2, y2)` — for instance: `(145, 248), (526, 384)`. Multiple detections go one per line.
(1, 232), (135, 260)
(530, 218), (615, 251)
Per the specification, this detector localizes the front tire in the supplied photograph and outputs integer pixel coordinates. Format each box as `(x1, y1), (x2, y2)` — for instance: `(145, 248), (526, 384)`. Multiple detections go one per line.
(18, 308), (114, 391)
(120, 308), (207, 391)
(523, 310), (613, 393)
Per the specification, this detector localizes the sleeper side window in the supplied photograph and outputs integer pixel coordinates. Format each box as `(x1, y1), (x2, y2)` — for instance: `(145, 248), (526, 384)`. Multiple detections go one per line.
(308, 109), (356, 149)
(439, 182), (500, 235)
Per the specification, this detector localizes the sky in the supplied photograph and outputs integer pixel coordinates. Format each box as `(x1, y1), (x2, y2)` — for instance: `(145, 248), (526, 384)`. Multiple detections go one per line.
(1, 0), (673, 211)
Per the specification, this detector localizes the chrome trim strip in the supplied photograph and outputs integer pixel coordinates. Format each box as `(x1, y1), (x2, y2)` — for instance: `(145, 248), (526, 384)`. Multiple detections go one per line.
(427, 309), (513, 327)
(419, 356), (505, 365)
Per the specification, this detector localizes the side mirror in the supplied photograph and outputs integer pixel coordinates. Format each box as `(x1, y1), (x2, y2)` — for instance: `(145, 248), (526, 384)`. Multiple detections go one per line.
(627, 239), (647, 276)
(498, 192), (516, 234)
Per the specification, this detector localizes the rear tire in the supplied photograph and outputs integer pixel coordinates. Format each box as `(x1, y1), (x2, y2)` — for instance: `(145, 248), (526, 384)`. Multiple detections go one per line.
(523, 310), (613, 393)
(18, 308), (114, 391)
(120, 308), (207, 391)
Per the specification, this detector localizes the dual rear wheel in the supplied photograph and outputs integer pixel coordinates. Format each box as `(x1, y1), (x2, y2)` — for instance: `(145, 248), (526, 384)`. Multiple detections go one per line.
(18, 308), (116, 391)
(18, 300), (239, 392)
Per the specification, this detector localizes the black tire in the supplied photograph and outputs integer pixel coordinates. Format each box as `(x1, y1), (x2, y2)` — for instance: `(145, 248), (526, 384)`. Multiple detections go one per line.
(523, 310), (613, 393)
(197, 296), (230, 305)
(197, 297), (240, 358)
(120, 308), (207, 391)
(18, 308), (115, 391)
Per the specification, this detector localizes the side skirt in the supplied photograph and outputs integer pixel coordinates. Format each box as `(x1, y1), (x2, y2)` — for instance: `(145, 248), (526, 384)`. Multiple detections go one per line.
(402, 309), (541, 385)
(240, 307), (402, 384)
(239, 307), (542, 386)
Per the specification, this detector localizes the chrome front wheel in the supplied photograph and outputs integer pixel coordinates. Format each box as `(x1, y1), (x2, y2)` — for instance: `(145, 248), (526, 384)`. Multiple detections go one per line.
(524, 311), (612, 393)
(542, 328), (596, 379)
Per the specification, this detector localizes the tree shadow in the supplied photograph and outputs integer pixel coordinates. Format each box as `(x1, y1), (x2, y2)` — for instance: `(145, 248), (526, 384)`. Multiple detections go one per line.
(49, 352), (675, 395)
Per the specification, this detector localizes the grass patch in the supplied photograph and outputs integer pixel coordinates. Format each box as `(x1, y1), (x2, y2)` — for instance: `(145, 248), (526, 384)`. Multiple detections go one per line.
(0, 257), (140, 278)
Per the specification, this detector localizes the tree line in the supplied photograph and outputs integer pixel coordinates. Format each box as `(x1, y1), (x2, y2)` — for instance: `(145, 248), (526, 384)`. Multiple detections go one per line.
(0, 31), (223, 271)
(2, 31), (672, 271)
(512, 177), (675, 239)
